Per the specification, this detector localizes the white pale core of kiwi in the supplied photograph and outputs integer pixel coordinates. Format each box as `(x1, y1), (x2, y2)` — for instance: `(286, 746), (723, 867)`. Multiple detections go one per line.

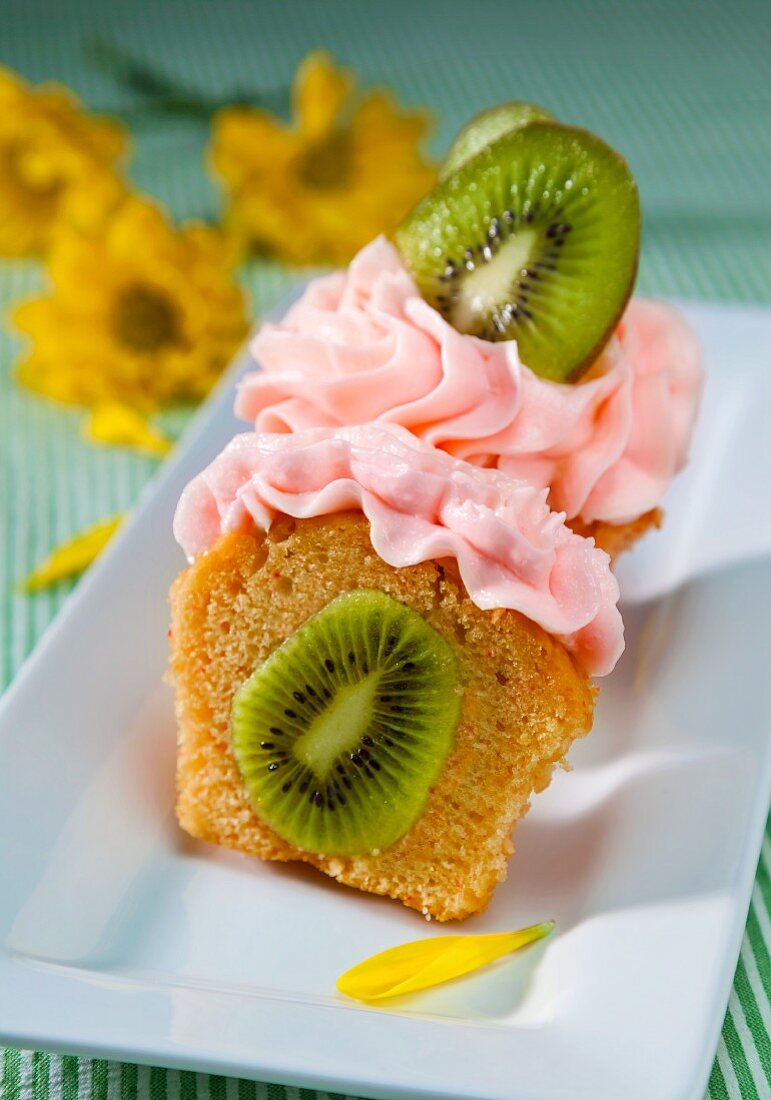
(293, 674), (381, 777)
(450, 227), (537, 333)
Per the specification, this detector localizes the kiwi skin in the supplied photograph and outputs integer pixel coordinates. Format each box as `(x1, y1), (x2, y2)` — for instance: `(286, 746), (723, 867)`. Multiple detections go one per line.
(440, 101), (555, 181)
(572, 173), (641, 380)
(397, 121), (641, 383)
(574, 239), (639, 381)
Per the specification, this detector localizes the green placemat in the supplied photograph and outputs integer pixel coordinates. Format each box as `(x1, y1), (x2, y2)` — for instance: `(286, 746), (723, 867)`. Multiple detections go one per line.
(1, 3), (769, 1099)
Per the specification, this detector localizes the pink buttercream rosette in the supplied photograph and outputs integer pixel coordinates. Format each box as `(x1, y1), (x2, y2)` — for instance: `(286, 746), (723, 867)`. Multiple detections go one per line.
(237, 237), (702, 526)
(174, 424), (624, 677)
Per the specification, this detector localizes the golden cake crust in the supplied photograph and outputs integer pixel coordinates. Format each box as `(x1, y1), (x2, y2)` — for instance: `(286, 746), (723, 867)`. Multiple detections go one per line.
(569, 508), (662, 559)
(168, 512), (594, 921)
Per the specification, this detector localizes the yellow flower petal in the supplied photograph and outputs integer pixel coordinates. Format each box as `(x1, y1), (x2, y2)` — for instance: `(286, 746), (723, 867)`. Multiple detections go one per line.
(210, 106), (297, 189)
(337, 921), (554, 1002)
(21, 516), (123, 592)
(84, 403), (172, 457)
(294, 51), (352, 140)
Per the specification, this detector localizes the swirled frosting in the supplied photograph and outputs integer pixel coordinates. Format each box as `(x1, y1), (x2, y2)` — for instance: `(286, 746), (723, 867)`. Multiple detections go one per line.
(238, 237), (702, 525)
(174, 424), (623, 676)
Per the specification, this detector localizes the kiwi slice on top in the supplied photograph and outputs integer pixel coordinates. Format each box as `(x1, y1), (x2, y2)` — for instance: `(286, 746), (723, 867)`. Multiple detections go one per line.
(439, 101), (555, 181)
(396, 122), (640, 382)
(231, 590), (463, 857)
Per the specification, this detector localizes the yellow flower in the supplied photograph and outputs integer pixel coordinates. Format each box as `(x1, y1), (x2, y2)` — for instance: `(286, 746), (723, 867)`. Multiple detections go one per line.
(209, 51), (437, 265)
(12, 195), (248, 410)
(0, 66), (127, 256)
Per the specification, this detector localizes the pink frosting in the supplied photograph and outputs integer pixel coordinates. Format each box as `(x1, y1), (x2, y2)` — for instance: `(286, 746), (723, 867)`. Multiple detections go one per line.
(174, 424), (623, 677)
(238, 237), (702, 525)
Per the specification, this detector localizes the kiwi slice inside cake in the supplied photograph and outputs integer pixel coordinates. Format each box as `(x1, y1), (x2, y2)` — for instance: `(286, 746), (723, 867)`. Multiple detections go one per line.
(439, 101), (555, 181)
(231, 589), (463, 857)
(396, 122), (640, 382)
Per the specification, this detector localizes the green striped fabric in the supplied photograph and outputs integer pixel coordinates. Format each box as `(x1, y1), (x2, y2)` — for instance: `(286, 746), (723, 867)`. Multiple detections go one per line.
(1, 2), (769, 1099)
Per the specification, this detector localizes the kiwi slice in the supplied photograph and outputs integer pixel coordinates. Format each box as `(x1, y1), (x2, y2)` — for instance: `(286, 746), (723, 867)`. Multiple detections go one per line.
(396, 122), (640, 382)
(231, 590), (463, 857)
(440, 101), (554, 181)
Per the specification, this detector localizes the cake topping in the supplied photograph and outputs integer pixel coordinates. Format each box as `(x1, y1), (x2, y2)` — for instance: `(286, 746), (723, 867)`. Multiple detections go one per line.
(174, 423), (623, 676)
(239, 236), (702, 525)
(438, 101), (554, 182)
(395, 122), (640, 381)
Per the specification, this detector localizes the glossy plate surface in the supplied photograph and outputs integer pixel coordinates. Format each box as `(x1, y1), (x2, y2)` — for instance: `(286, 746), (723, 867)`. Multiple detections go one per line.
(1, 302), (770, 1100)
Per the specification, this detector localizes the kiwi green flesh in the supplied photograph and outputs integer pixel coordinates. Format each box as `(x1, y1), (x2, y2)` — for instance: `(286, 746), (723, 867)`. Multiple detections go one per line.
(397, 122), (641, 383)
(439, 101), (554, 181)
(231, 589), (463, 857)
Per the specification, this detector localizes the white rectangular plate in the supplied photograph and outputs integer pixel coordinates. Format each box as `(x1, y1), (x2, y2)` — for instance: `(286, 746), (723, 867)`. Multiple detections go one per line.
(1, 301), (770, 1100)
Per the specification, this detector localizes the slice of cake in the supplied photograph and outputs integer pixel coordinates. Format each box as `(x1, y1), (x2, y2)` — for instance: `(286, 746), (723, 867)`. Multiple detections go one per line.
(169, 425), (622, 920)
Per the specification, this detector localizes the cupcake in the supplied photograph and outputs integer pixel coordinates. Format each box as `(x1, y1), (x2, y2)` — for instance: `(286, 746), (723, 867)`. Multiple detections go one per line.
(170, 425), (622, 920)
(168, 107), (702, 922)
(236, 119), (702, 558)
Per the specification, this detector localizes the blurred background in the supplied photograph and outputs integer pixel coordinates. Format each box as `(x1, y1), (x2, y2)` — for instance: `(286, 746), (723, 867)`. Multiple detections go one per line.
(0, 4), (770, 1099)
(1, 0), (769, 725)
(3, 0), (769, 300)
